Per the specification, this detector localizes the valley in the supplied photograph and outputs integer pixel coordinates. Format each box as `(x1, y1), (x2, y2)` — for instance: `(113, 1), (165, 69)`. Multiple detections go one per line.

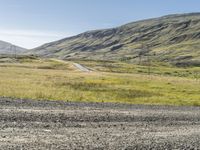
(0, 11), (200, 149)
(0, 56), (199, 106)
(1, 0), (200, 148)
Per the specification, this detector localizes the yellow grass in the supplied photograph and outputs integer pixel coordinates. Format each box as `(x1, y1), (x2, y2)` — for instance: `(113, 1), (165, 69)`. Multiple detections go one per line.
(0, 58), (199, 106)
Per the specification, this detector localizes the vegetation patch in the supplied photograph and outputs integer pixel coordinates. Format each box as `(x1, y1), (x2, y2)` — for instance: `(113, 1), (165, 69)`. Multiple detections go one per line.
(0, 58), (199, 106)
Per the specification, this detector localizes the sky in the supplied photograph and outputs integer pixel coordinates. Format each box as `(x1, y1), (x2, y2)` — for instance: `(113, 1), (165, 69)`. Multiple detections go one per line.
(0, 0), (200, 49)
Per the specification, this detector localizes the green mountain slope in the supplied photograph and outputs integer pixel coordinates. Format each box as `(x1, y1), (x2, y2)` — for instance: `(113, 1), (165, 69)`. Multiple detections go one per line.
(30, 13), (200, 66)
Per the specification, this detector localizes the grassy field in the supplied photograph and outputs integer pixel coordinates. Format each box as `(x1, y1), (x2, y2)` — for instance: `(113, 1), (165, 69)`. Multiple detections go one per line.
(0, 56), (199, 106)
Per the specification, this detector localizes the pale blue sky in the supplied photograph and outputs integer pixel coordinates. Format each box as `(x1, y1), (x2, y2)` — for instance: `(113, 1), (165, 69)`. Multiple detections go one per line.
(0, 0), (199, 48)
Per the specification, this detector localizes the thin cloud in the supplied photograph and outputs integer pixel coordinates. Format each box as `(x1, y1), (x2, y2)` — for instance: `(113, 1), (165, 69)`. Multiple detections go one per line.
(0, 29), (74, 49)
(0, 29), (67, 38)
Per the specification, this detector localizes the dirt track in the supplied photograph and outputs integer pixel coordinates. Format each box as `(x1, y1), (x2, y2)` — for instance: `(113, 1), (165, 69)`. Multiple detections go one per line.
(0, 98), (200, 149)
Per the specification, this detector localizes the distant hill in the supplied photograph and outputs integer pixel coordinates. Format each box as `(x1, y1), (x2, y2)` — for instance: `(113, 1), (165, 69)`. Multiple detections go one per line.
(0, 40), (26, 55)
(30, 13), (200, 66)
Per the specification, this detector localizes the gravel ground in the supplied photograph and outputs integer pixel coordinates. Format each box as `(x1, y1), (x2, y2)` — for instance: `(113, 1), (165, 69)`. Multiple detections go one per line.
(0, 98), (200, 149)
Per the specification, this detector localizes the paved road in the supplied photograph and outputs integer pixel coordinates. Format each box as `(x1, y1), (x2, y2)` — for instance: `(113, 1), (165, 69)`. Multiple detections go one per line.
(50, 59), (91, 72)
(73, 63), (91, 72)
(0, 97), (200, 149)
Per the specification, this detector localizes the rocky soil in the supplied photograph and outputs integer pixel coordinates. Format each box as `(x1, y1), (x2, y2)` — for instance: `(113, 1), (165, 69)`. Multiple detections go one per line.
(0, 97), (200, 149)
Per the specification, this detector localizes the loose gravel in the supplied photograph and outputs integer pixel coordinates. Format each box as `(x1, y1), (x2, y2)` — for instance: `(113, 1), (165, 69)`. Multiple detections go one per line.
(0, 97), (200, 149)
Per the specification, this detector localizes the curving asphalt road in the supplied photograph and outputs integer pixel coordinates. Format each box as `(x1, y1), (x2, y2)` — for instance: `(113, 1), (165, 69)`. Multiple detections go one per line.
(0, 97), (200, 149)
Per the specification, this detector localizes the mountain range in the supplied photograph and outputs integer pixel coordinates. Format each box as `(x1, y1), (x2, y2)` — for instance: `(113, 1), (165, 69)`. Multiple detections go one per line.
(0, 40), (26, 55)
(29, 13), (200, 66)
(1, 13), (200, 66)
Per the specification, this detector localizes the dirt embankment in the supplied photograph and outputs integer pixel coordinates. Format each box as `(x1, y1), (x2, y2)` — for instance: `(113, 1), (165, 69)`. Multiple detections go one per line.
(0, 97), (200, 149)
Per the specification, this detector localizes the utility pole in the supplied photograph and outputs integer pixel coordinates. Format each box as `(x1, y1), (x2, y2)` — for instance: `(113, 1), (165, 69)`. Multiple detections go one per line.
(147, 45), (154, 77)
(138, 43), (145, 65)
(14, 45), (17, 59)
(139, 44), (152, 76)
(10, 45), (17, 60)
(143, 44), (151, 76)
(138, 49), (143, 65)
(10, 45), (12, 56)
(147, 53), (151, 76)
